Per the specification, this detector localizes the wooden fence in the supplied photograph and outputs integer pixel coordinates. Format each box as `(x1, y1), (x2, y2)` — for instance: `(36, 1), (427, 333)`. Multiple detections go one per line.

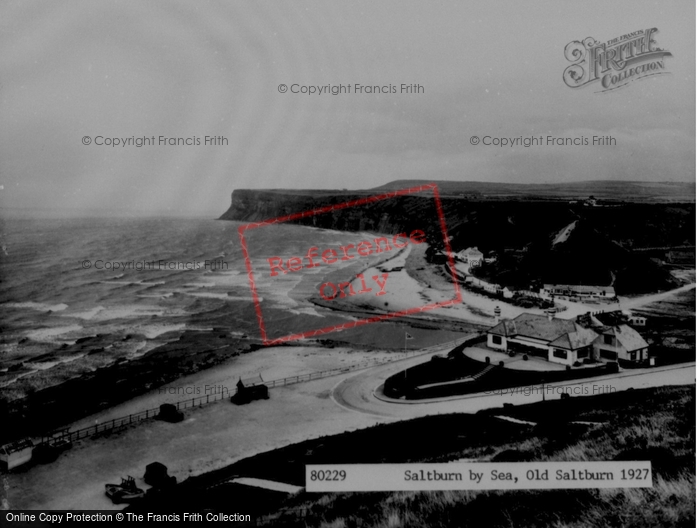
(11, 338), (472, 451)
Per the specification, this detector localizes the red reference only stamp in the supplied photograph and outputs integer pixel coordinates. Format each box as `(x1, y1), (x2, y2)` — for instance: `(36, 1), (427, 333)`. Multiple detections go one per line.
(238, 183), (462, 345)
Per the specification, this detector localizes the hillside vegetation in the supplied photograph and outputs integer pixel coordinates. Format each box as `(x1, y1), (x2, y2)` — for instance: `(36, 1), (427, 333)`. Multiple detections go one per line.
(221, 184), (694, 295)
(144, 386), (694, 527)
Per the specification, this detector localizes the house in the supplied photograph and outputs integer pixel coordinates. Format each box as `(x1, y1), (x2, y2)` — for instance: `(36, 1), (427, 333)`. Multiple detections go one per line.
(231, 375), (269, 405)
(456, 247), (484, 269)
(596, 325), (649, 362)
(586, 309), (646, 328)
(540, 284), (616, 299)
(453, 261), (473, 279)
(487, 313), (598, 366)
(0, 439), (34, 470)
(486, 312), (649, 366)
(628, 315), (647, 327)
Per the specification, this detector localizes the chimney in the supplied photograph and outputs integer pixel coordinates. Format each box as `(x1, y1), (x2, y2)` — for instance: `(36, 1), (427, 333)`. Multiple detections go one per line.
(546, 307), (555, 321)
(494, 306), (501, 323)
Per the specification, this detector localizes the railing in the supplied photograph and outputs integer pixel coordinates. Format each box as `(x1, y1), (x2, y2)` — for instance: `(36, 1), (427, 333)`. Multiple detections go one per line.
(5, 337), (473, 453)
(471, 364), (496, 380)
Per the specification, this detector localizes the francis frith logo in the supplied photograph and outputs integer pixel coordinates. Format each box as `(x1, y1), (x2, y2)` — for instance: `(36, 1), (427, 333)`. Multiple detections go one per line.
(563, 28), (672, 93)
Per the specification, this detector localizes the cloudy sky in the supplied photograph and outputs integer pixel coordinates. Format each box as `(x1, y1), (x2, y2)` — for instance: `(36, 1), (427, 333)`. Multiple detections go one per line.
(0, 0), (694, 216)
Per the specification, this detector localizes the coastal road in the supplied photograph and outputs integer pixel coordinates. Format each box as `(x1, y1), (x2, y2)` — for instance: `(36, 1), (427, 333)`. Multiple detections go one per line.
(615, 282), (696, 312)
(331, 354), (696, 419)
(7, 337), (692, 511)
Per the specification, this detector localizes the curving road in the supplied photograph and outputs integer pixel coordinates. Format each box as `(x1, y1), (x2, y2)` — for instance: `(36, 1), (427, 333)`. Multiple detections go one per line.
(331, 353), (695, 419)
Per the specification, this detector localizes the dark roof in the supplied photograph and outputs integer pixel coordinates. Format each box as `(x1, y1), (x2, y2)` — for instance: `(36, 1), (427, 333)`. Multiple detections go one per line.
(239, 374), (264, 387)
(488, 314), (648, 353)
(549, 326), (599, 350)
(600, 325), (648, 352)
(488, 313), (577, 342)
(0, 439), (34, 455)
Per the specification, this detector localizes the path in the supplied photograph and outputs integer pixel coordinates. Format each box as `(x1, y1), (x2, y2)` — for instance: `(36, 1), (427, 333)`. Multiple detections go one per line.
(332, 358), (695, 418)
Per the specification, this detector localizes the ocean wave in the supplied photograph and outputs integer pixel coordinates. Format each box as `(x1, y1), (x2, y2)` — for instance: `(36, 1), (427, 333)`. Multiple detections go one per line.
(4, 302), (69, 312)
(289, 306), (324, 318)
(185, 292), (253, 301)
(100, 280), (166, 286)
(26, 324), (84, 340)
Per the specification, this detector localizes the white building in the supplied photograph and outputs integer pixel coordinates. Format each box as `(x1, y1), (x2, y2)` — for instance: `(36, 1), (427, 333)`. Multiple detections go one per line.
(0, 439), (34, 470)
(486, 312), (649, 366)
(456, 247), (484, 269)
(540, 284), (616, 299)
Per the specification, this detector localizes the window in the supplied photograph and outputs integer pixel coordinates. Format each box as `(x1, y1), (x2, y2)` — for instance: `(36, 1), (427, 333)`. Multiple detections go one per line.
(600, 349), (618, 360)
(603, 334), (614, 346)
(630, 351), (637, 361)
(577, 348), (589, 359)
(491, 335), (502, 345)
(552, 349), (567, 359)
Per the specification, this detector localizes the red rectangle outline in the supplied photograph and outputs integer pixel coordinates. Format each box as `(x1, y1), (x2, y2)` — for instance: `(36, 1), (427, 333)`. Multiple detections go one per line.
(237, 183), (463, 345)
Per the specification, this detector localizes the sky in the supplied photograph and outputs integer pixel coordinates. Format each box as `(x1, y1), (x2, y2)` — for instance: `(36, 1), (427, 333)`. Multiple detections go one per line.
(0, 0), (695, 216)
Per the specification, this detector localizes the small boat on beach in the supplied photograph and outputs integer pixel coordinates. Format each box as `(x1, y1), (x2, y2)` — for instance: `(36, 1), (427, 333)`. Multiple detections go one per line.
(105, 476), (145, 504)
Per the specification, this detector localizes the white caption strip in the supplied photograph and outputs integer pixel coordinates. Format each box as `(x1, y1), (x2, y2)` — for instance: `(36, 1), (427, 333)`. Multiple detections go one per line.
(306, 462), (652, 492)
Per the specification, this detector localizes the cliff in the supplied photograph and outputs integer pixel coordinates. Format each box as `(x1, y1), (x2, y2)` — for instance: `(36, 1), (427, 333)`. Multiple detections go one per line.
(219, 182), (694, 295)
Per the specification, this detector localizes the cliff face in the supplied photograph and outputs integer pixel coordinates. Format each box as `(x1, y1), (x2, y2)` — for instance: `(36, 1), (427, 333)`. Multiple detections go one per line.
(219, 189), (447, 238)
(219, 188), (695, 250)
(220, 186), (695, 295)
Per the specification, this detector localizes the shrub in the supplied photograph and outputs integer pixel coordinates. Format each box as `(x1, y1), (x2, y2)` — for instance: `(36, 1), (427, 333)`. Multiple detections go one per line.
(508, 351), (516, 357)
(573, 361), (581, 367)
(606, 362), (620, 373)
(523, 355), (529, 361)
(492, 448), (535, 462)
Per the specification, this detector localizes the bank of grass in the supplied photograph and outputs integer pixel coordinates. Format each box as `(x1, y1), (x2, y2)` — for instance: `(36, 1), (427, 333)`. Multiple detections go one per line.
(205, 385), (694, 527)
(297, 477), (694, 528)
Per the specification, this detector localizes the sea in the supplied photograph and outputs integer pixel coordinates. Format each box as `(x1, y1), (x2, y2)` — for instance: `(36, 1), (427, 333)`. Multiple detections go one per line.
(0, 216), (418, 400)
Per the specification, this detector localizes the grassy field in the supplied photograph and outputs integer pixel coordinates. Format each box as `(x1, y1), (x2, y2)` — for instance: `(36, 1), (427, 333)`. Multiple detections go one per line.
(383, 351), (617, 400)
(275, 386), (695, 527)
(139, 385), (695, 527)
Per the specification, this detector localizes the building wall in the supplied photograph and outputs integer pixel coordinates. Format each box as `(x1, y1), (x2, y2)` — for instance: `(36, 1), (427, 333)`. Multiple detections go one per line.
(467, 256), (483, 268)
(594, 343), (621, 361)
(548, 347), (574, 366)
(540, 286), (615, 298)
(487, 333), (507, 351)
(619, 347), (647, 362)
(0, 448), (33, 470)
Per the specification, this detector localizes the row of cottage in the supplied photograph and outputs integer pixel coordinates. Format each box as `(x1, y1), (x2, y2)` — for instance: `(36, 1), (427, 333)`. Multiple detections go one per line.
(451, 247), (616, 300)
(486, 311), (649, 367)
